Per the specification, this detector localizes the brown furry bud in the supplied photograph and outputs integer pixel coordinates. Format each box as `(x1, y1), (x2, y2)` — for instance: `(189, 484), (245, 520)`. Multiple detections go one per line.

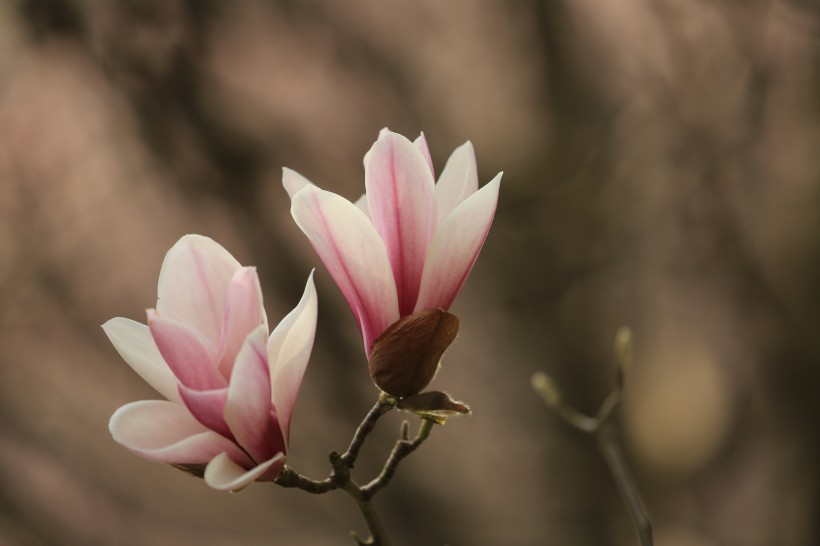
(368, 309), (459, 397)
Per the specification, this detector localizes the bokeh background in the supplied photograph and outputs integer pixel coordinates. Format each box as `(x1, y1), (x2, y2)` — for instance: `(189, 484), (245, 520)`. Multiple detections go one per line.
(1, 1), (818, 544)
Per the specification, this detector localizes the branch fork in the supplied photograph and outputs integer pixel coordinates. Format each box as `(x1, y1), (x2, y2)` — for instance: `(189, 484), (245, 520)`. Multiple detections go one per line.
(274, 394), (437, 546)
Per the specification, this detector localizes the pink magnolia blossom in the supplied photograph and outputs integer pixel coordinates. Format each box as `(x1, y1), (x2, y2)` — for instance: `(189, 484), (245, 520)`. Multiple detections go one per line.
(104, 235), (317, 492)
(283, 129), (501, 353)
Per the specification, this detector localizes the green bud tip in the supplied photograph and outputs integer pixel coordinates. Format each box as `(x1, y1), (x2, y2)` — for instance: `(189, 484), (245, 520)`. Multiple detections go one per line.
(614, 327), (632, 372)
(531, 372), (562, 408)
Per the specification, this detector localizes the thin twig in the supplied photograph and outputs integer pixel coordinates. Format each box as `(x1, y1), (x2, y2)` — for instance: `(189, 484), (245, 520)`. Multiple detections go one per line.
(274, 466), (337, 494)
(361, 419), (434, 501)
(273, 395), (412, 545)
(342, 395), (397, 468)
(597, 424), (653, 546)
(343, 481), (393, 546)
(274, 396), (397, 494)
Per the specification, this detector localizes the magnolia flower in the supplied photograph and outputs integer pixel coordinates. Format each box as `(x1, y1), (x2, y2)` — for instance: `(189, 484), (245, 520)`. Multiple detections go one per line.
(104, 235), (317, 492)
(283, 129), (501, 353)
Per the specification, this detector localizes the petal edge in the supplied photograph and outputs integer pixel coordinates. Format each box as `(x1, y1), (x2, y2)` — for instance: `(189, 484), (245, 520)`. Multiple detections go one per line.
(415, 172), (501, 312)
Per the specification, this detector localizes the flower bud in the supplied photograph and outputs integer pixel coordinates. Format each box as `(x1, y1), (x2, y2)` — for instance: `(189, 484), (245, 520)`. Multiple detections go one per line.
(368, 309), (459, 397)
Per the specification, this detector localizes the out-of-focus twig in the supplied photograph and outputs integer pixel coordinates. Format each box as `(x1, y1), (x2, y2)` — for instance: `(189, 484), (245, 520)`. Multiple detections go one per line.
(532, 327), (653, 546)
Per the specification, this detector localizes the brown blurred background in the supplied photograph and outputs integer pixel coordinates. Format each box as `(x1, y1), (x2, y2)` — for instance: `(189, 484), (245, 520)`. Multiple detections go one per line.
(0, 0), (819, 544)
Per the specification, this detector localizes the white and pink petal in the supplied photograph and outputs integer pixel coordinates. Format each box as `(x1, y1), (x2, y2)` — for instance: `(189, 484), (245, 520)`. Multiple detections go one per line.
(204, 452), (285, 492)
(289, 185), (399, 352)
(156, 235), (241, 344)
(102, 317), (181, 404)
(365, 131), (437, 316)
(414, 132), (434, 177)
(267, 272), (318, 446)
(353, 193), (370, 219)
(224, 325), (283, 463)
(282, 168), (314, 199)
(148, 311), (225, 390)
(434, 141), (479, 224)
(218, 267), (267, 378)
(109, 400), (252, 467)
(415, 172), (502, 312)
(178, 385), (232, 439)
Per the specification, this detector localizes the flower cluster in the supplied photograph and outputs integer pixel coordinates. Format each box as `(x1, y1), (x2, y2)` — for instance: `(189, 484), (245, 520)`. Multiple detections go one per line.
(106, 129), (500, 491)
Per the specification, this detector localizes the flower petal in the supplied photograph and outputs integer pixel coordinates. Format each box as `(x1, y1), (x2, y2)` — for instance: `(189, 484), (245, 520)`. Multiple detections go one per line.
(148, 311), (226, 390)
(102, 317), (181, 403)
(414, 132), (434, 177)
(435, 141), (478, 224)
(204, 452), (285, 492)
(290, 184), (399, 352)
(109, 400), (252, 466)
(365, 131), (437, 316)
(268, 272), (317, 446)
(218, 267), (267, 379)
(156, 234), (241, 344)
(415, 172), (501, 312)
(224, 325), (284, 463)
(362, 127), (394, 168)
(353, 193), (370, 219)
(282, 167), (313, 199)
(178, 385), (232, 439)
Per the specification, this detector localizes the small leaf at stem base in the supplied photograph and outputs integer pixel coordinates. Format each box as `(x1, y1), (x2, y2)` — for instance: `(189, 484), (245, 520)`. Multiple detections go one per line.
(368, 309), (459, 397)
(397, 391), (470, 424)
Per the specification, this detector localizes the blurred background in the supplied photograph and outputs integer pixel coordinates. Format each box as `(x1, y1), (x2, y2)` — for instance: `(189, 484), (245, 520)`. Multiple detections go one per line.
(0, 0), (818, 544)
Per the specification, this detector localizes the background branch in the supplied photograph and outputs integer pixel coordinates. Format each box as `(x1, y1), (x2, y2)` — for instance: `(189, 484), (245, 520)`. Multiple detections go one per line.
(532, 328), (653, 546)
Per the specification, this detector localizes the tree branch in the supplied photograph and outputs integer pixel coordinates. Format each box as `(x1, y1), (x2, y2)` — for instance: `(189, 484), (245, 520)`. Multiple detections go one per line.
(342, 395), (397, 468)
(273, 394), (416, 545)
(274, 396), (396, 494)
(361, 419), (434, 501)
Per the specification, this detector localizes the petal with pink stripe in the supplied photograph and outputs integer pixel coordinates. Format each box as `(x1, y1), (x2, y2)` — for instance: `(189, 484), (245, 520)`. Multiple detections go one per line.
(415, 173), (501, 312)
(365, 131), (437, 316)
(290, 185), (398, 352)
(225, 325), (283, 463)
(156, 235), (240, 344)
(148, 311), (225, 390)
(218, 267), (267, 378)
(178, 384), (232, 439)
